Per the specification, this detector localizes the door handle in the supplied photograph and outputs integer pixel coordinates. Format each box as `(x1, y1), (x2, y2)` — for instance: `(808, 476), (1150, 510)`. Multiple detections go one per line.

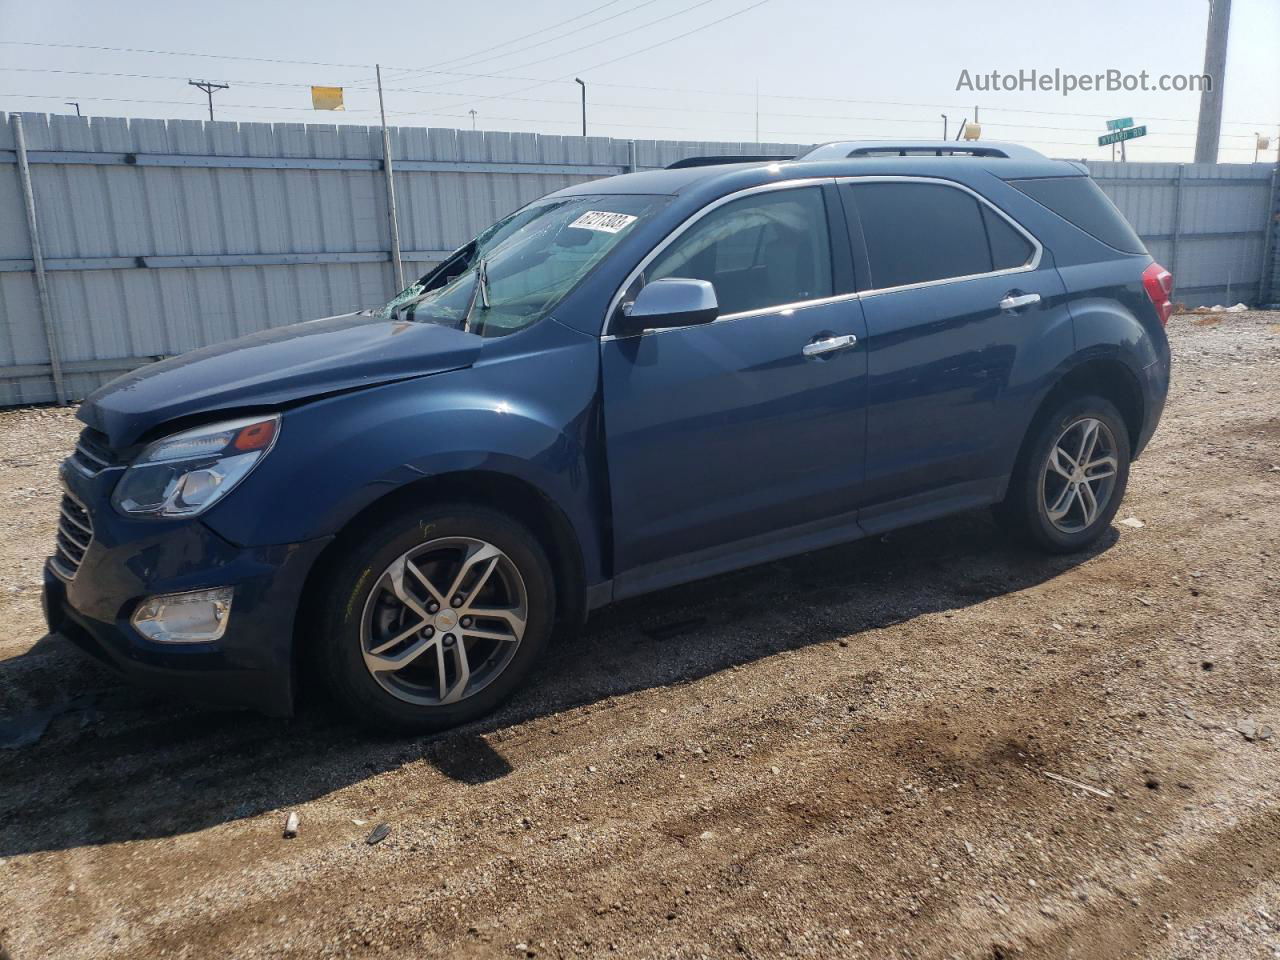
(802, 334), (858, 357)
(999, 292), (1041, 311)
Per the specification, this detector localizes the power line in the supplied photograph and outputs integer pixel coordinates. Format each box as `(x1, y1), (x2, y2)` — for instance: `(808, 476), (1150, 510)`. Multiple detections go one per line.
(6, 39), (1275, 130)
(467, 0), (724, 77)
(0, 40), (369, 70)
(440, 0), (773, 115)
(375, 0), (666, 88)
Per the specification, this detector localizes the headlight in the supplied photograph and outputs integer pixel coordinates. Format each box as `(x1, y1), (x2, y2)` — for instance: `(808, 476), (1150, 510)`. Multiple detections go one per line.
(112, 414), (280, 518)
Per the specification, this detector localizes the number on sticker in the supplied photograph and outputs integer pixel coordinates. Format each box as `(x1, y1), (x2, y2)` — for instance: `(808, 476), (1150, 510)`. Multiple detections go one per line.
(569, 210), (638, 233)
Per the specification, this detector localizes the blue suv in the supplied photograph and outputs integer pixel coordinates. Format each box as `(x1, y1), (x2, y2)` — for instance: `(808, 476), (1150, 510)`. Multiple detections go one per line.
(43, 141), (1173, 731)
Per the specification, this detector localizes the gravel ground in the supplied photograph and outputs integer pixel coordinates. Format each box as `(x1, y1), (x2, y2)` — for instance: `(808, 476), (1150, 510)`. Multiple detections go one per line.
(0, 310), (1278, 960)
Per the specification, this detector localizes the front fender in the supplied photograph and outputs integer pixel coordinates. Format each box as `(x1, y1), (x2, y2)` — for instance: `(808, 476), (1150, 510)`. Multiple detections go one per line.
(201, 324), (607, 582)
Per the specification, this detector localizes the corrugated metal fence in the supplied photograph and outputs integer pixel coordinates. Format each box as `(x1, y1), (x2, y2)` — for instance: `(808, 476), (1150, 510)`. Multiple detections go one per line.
(2, 111), (1276, 407)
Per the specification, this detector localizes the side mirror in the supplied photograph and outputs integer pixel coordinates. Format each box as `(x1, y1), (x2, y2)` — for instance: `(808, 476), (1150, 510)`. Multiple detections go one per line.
(615, 278), (718, 336)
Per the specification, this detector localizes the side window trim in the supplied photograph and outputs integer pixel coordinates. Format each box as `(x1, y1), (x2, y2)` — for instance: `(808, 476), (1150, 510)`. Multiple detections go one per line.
(838, 176), (1043, 296)
(603, 177), (851, 338)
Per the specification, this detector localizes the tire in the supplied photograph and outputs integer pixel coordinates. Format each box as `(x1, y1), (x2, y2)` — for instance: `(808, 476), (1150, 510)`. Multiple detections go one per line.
(316, 502), (555, 733)
(997, 394), (1132, 553)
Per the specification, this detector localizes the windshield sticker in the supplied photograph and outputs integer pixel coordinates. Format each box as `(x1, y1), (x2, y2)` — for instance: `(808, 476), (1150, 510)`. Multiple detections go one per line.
(568, 210), (638, 234)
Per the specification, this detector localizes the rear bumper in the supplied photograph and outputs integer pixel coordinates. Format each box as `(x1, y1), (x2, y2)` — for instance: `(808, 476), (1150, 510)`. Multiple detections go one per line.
(42, 531), (330, 717)
(1134, 353), (1170, 458)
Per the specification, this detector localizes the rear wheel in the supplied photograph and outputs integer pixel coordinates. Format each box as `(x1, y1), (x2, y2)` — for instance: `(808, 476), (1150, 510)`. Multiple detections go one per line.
(317, 503), (555, 732)
(998, 394), (1131, 553)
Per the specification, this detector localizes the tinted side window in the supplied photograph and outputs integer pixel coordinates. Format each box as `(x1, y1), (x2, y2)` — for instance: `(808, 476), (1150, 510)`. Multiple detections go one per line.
(848, 182), (992, 289)
(1008, 176), (1146, 254)
(646, 187), (833, 316)
(982, 204), (1035, 270)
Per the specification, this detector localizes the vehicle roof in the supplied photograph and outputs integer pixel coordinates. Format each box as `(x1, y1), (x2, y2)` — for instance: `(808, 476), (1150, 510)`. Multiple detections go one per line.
(554, 142), (1084, 200)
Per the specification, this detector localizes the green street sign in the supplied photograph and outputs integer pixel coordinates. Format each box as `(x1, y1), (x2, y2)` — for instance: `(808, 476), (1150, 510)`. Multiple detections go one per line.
(1106, 117), (1135, 131)
(1098, 125), (1147, 146)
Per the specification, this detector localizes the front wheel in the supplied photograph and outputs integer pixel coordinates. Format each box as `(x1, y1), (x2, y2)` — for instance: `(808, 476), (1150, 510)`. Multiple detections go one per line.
(998, 395), (1132, 553)
(316, 503), (555, 733)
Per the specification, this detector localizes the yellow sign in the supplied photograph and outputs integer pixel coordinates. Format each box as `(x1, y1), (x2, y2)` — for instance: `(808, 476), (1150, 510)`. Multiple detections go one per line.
(310, 86), (345, 111)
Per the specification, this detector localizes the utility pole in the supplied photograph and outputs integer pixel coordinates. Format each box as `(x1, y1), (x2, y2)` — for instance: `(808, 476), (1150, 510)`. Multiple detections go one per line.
(574, 77), (586, 137)
(188, 80), (228, 121)
(469, 109), (477, 131)
(375, 64), (405, 293)
(64, 102), (81, 117)
(1194, 0), (1231, 163)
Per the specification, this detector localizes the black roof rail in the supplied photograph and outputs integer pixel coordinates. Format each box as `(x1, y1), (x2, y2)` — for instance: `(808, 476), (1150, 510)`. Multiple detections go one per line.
(846, 145), (1011, 158)
(665, 154), (794, 169)
(800, 140), (1047, 162)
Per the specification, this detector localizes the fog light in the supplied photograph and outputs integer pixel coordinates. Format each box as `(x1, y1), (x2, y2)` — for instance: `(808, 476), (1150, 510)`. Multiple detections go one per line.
(131, 587), (233, 644)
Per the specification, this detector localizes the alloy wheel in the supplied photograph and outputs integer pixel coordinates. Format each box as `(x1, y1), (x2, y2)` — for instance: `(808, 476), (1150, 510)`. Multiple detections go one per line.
(359, 537), (528, 706)
(1040, 417), (1119, 534)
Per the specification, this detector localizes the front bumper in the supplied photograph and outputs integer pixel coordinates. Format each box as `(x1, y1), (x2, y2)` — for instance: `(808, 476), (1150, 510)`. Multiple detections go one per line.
(42, 483), (330, 716)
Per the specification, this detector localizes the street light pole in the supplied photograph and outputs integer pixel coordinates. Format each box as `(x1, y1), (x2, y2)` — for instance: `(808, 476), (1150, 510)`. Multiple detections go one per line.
(574, 78), (586, 137)
(65, 102), (81, 117)
(188, 80), (229, 121)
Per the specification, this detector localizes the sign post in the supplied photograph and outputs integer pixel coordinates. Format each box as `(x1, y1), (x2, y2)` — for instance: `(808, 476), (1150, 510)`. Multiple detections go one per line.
(1099, 119), (1146, 161)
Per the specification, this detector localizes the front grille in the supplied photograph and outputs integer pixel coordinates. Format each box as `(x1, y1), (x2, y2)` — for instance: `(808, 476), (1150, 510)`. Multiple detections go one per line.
(51, 494), (94, 580)
(69, 428), (116, 476)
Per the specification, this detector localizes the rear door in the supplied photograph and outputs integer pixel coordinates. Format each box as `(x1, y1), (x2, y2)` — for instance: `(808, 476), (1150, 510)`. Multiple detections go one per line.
(600, 181), (868, 594)
(841, 177), (1070, 529)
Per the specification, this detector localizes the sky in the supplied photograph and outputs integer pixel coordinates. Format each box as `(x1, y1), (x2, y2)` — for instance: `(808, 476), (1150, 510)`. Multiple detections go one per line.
(0, 0), (1277, 163)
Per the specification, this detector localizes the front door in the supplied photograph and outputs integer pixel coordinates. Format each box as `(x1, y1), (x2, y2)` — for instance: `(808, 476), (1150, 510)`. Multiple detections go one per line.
(600, 182), (868, 596)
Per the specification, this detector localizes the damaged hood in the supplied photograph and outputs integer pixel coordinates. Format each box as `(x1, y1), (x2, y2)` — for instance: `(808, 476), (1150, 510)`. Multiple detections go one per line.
(80, 313), (481, 448)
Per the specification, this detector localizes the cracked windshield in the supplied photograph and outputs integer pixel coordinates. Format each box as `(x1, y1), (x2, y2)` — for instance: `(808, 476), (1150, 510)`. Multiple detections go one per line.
(377, 193), (667, 337)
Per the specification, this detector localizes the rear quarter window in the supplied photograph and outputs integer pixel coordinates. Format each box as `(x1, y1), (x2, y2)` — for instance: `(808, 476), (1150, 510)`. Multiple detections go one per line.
(1008, 176), (1146, 254)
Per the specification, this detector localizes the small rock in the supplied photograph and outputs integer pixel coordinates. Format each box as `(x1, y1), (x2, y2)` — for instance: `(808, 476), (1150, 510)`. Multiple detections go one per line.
(283, 811), (300, 839)
(699, 830), (715, 840)
(587, 765), (597, 773)
(770, 766), (780, 775)
(1237, 719), (1274, 742)
(1119, 517), (1145, 528)
(366, 823), (391, 845)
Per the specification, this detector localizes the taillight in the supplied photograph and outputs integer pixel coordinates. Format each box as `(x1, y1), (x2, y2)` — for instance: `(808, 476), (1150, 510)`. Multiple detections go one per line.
(1142, 262), (1174, 327)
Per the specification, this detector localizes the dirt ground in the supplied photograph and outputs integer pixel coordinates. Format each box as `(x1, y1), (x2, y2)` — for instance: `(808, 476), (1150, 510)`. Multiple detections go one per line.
(1, 310), (1278, 960)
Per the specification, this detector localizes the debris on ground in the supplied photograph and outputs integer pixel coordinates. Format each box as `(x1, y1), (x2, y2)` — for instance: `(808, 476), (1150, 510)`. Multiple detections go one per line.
(1236, 719), (1274, 742)
(283, 812), (300, 839)
(365, 823), (391, 845)
(1119, 517), (1145, 528)
(1043, 770), (1112, 798)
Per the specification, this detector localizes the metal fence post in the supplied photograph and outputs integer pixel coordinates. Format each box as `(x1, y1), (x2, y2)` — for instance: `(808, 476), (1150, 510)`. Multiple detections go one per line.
(12, 115), (67, 405)
(376, 65), (405, 294)
(1256, 162), (1279, 307)
(1169, 164), (1186, 288)
(627, 139), (638, 173)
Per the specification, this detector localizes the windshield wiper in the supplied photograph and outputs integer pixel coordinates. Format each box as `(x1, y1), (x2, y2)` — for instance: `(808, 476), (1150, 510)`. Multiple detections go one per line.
(461, 257), (490, 333)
